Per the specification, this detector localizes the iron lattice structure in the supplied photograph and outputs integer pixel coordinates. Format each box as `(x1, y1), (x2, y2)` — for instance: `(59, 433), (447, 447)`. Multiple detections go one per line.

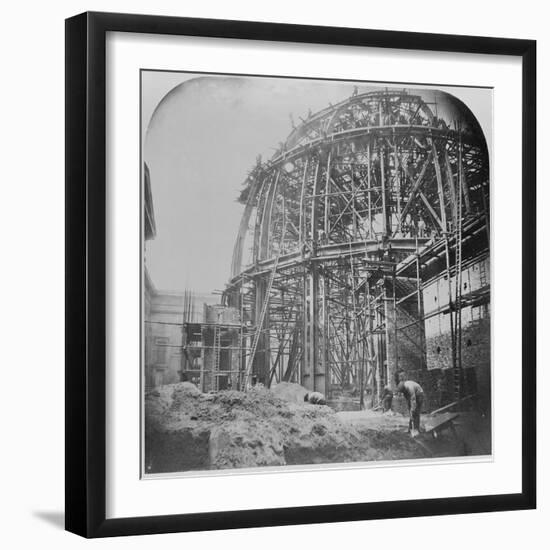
(224, 88), (489, 401)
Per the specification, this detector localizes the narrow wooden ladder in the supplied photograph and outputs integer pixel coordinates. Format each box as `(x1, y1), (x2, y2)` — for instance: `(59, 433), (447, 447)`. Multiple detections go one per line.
(213, 324), (221, 392)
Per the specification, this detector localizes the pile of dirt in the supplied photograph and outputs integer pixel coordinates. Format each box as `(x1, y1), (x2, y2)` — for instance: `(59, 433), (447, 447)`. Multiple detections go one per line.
(270, 381), (308, 404)
(145, 382), (428, 473)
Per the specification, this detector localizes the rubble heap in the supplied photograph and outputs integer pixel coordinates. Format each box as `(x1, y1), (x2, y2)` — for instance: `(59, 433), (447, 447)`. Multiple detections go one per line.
(145, 382), (426, 473)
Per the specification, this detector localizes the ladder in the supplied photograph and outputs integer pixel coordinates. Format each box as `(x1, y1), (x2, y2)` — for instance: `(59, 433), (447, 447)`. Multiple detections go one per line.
(453, 142), (464, 402)
(453, 234), (463, 401)
(213, 324), (221, 392)
(242, 249), (283, 390)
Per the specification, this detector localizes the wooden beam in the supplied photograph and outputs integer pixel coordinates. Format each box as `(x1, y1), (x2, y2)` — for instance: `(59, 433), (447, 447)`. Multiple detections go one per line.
(444, 149), (457, 227)
(458, 132), (472, 214)
(431, 140), (448, 232)
(398, 150), (434, 222)
(324, 151), (332, 236)
(380, 146), (388, 235)
(298, 157), (310, 245)
(419, 191), (445, 231)
(394, 142), (401, 224)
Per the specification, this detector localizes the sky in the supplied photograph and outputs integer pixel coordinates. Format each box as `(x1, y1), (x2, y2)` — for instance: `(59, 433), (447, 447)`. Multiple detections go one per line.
(142, 72), (492, 294)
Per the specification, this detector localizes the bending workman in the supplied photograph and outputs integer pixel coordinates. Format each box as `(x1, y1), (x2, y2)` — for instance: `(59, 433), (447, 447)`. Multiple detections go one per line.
(396, 371), (425, 437)
(304, 391), (327, 405)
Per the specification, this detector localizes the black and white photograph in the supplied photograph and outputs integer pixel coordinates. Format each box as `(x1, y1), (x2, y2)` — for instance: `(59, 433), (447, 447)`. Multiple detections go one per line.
(142, 72), (492, 475)
(0, 0), (541, 544)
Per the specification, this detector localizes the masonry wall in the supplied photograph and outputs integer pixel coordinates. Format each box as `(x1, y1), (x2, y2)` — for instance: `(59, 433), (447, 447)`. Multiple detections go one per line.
(386, 255), (491, 412)
(422, 256), (491, 410)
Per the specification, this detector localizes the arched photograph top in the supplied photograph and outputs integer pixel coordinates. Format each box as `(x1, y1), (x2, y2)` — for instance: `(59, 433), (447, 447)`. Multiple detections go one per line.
(141, 72), (492, 477)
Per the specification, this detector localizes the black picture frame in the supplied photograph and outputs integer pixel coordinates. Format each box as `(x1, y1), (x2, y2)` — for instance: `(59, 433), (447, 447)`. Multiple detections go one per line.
(65, 11), (536, 538)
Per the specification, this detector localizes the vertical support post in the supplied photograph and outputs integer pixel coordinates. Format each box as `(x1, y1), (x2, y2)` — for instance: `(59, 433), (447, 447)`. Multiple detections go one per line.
(349, 251), (361, 408)
(253, 173), (273, 264)
(415, 240), (422, 319)
(310, 160), (321, 243)
(298, 158), (309, 246)
(253, 277), (270, 385)
(432, 139), (448, 232)
(321, 273), (329, 398)
(302, 153), (324, 393)
(199, 327), (205, 393)
(444, 237), (456, 374)
(454, 131), (464, 399)
(383, 282), (394, 388)
(261, 170), (281, 260)
(351, 166), (357, 239)
(459, 128), (472, 215)
(303, 265), (320, 392)
(393, 269), (398, 377)
(324, 151), (332, 237)
(281, 189), (286, 255)
(481, 180), (490, 243)
(415, 239), (423, 370)
(368, 286), (376, 408)
(212, 327), (217, 393)
(376, 297), (385, 389)
(380, 145), (388, 236)
(181, 320), (188, 377)
(394, 142), (401, 232)
(444, 148), (457, 229)
(367, 142), (372, 238)
(239, 277), (245, 389)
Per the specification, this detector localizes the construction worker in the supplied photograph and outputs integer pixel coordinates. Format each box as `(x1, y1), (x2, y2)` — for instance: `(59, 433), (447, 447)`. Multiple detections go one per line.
(396, 370), (424, 437)
(304, 391), (327, 405)
(418, 218), (426, 238)
(381, 384), (393, 412)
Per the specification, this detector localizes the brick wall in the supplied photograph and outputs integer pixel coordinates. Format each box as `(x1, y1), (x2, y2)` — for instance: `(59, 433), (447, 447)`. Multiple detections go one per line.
(386, 256), (491, 412)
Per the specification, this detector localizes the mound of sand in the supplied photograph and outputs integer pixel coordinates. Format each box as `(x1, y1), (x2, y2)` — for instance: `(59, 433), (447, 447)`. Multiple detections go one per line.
(145, 382), (427, 473)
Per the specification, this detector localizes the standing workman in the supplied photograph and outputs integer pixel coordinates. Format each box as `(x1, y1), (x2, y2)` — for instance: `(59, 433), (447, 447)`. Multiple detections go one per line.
(381, 384), (394, 412)
(396, 371), (425, 437)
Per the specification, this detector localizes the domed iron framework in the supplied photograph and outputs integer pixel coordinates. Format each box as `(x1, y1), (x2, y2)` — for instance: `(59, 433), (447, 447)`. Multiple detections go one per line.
(224, 88), (489, 402)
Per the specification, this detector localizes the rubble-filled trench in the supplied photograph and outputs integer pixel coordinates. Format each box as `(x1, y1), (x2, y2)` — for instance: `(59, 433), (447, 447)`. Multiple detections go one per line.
(145, 382), (429, 474)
